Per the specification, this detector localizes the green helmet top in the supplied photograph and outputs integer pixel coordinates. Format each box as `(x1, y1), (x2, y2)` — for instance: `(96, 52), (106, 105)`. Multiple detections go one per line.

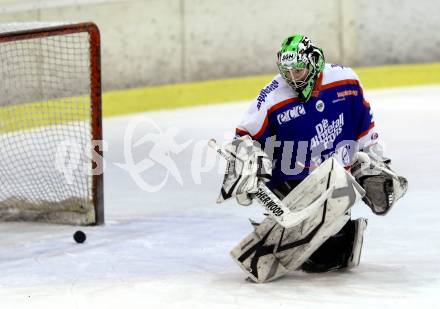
(277, 34), (325, 102)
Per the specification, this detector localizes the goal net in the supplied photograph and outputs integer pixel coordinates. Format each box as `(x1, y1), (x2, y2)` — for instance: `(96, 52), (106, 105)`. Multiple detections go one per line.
(0, 22), (104, 225)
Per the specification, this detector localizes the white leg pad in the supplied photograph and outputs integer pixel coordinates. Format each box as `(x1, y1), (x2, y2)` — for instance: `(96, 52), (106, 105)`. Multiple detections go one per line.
(230, 211), (351, 283)
(230, 158), (365, 283)
(347, 217), (368, 268)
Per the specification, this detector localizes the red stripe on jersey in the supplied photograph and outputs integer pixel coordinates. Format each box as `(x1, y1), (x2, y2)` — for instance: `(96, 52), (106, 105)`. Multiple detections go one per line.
(237, 98), (299, 140)
(311, 72), (324, 96)
(363, 99), (371, 108)
(253, 117), (269, 139)
(267, 97), (298, 115)
(356, 122), (375, 140)
(319, 79), (360, 91)
(235, 127), (249, 136)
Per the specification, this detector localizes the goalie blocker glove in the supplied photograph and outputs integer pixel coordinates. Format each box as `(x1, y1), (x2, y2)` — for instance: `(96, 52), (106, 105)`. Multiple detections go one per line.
(351, 152), (408, 215)
(217, 136), (272, 206)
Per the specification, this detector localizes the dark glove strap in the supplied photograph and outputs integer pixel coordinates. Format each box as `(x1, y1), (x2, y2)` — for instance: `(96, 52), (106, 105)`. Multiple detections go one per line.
(256, 156), (271, 180)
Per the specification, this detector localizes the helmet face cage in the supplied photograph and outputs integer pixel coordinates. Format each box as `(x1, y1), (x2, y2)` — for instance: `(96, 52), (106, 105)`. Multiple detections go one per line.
(277, 35), (325, 101)
(278, 65), (313, 90)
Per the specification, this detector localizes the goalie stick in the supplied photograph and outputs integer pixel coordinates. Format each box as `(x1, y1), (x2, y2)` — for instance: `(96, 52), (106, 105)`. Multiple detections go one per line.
(208, 139), (333, 228)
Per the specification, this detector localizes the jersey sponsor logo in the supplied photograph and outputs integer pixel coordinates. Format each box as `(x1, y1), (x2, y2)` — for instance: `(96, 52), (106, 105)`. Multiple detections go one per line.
(332, 97), (345, 103)
(337, 89), (358, 98)
(331, 63), (346, 69)
(371, 132), (379, 140)
(256, 80), (279, 110)
(315, 100), (325, 112)
(276, 104), (306, 124)
(311, 113), (344, 150)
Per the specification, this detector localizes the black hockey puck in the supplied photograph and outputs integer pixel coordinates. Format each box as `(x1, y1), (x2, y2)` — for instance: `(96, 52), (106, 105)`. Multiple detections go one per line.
(73, 230), (86, 244)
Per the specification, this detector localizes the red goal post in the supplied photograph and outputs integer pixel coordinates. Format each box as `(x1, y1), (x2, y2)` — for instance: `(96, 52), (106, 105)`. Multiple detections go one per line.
(0, 22), (104, 225)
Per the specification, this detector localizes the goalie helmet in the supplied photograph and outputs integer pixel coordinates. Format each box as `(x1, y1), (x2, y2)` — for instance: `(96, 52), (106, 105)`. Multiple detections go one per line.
(277, 35), (325, 102)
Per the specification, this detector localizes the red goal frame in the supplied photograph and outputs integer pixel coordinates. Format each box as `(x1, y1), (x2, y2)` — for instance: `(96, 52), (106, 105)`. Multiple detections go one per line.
(0, 22), (104, 225)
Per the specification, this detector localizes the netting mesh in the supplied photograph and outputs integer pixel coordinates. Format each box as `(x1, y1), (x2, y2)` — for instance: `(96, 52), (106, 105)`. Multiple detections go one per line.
(0, 23), (97, 225)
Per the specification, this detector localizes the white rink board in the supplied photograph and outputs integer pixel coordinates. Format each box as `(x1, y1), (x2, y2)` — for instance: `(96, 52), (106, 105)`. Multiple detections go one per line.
(0, 86), (440, 308)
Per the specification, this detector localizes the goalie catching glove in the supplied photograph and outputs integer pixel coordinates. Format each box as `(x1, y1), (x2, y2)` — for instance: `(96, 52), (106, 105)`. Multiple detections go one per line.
(351, 151), (408, 215)
(217, 136), (272, 206)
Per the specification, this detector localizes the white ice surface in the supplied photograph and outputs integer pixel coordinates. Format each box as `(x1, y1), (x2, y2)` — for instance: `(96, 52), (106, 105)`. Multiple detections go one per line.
(1, 86), (440, 308)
